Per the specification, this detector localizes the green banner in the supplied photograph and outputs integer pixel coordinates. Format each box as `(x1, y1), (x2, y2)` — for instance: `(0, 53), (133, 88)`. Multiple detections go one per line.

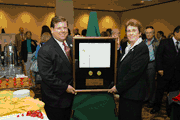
(86, 11), (101, 37)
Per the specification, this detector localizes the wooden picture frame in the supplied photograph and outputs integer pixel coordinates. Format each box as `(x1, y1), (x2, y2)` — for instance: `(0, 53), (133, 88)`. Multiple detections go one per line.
(73, 37), (117, 92)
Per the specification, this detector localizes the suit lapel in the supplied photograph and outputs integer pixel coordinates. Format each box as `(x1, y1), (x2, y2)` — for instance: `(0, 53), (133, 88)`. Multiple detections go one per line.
(117, 48), (134, 73)
(170, 38), (178, 53)
(117, 50), (124, 67)
(120, 49), (134, 63)
(51, 38), (72, 71)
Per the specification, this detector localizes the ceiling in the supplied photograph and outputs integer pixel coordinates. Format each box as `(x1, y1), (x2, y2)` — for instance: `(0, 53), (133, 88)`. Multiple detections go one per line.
(73, 0), (176, 12)
(0, 0), (55, 7)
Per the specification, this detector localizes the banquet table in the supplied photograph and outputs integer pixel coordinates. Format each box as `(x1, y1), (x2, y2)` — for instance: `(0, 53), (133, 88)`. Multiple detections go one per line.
(0, 89), (47, 117)
(70, 89), (118, 120)
(0, 61), (47, 118)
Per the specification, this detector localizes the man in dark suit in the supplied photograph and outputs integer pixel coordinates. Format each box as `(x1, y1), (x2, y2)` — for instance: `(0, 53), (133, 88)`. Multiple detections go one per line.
(150, 26), (180, 114)
(15, 27), (26, 57)
(37, 16), (75, 120)
(144, 26), (159, 108)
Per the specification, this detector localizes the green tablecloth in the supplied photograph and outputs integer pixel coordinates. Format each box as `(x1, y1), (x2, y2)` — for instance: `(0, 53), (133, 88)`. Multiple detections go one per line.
(70, 92), (118, 120)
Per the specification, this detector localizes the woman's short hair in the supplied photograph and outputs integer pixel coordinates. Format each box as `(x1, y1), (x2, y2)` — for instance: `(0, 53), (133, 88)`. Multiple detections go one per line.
(50, 16), (68, 28)
(157, 31), (165, 36)
(25, 31), (32, 36)
(125, 19), (143, 33)
(41, 32), (51, 43)
(81, 29), (87, 36)
(41, 25), (52, 36)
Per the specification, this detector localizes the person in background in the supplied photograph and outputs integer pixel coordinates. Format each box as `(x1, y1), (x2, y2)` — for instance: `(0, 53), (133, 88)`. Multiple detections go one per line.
(21, 31), (37, 77)
(15, 27), (26, 58)
(101, 31), (108, 37)
(108, 19), (149, 120)
(38, 16), (75, 120)
(150, 26), (180, 114)
(81, 29), (87, 37)
(106, 28), (112, 37)
(144, 26), (159, 109)
(168, 33), (173, 39)
(41, 25), (52, 37)
(112, 28), (121, 50)
(142, 33), (147, 40)
(68, 28), (71, 36)
(112, 28), (122, 86)
(120, 34), (128, 54)
(157, 31), (166, 42)
(73, 27), (80, 36)
(1, 28), (5, 33)
(35, 32), (51, 59)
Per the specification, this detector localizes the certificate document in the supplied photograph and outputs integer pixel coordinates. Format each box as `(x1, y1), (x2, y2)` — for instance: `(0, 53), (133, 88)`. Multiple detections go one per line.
(79, 43), (111, 68)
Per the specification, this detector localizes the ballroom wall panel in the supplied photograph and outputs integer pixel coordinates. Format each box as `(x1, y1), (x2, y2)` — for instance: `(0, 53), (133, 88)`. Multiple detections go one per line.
(0, 5), (55, 43)
(120, 1), (179, 38)
(74, 9), (123, 38)
(56, 0), (74, 35)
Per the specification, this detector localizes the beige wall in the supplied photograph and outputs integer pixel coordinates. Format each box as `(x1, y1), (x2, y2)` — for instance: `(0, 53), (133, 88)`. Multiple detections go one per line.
(120, 1), (180, 38)
(74, 9), (122, 37)
(56, 0), (74, 34)
(0, 4), (55, 43)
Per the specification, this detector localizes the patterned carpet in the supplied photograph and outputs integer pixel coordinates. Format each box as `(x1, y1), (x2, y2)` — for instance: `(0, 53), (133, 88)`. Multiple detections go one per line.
(142, 92), (170, 120)
(31, 84), (170, 120)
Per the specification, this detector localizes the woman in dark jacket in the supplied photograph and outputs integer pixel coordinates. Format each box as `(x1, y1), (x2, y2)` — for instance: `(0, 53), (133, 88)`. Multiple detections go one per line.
(108, 19), (149, 120)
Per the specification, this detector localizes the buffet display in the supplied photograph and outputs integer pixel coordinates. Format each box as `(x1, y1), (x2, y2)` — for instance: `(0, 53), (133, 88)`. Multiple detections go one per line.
(0, 74), (33, 90)
(0, 40), (35, 90)
(0, 90), (48, 120)
(0, 39), (46, 119)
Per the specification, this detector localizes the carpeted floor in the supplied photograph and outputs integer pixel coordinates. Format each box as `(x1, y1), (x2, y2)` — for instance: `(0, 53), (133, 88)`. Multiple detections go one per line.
(142, 92), (170, 120)
(31, 84), (171, 120)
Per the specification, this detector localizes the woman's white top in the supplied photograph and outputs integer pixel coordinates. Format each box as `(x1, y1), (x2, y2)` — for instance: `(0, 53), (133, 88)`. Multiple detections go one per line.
(120, 37), (143, 61)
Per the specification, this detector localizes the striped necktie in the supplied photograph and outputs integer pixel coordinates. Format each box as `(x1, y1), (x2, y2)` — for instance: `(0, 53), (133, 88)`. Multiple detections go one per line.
(176, 41), (179, 52)
(62, 40), (72, 64)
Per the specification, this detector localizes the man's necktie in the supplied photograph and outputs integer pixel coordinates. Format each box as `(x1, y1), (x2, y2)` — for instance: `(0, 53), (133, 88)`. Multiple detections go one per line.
(176, 41), (179, 52)
(62, 40), (73, 64)
(21, 34), (24, 41)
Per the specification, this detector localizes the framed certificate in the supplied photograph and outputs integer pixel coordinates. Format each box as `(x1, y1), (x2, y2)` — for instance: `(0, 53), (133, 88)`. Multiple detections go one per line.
(73, 37), (117, 92)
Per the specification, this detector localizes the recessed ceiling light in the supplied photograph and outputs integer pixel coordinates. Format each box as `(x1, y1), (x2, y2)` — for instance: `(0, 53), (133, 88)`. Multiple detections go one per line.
(24, 3), (28, 4)
(87, 7), (91, 9)
(110, 9), (113, 10)
(140, 1), (144, 3)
